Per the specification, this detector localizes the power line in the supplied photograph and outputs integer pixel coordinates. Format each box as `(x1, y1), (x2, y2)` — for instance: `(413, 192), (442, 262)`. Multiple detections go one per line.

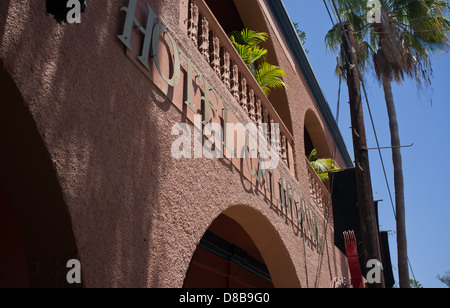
(323, 0), (397, 219)
(322, 0), (336, 25)
(354, 29), (448, 34)
(323, 0), (416, 286)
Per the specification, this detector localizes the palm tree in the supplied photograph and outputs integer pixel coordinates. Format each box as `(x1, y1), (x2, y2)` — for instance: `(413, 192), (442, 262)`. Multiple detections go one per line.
(325, 0), (450, 288)
(437, 271), (450, 288)
(230, 28), (289, 96)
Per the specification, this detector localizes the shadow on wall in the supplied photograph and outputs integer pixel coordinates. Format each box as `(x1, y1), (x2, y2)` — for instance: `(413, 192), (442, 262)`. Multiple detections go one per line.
(0, 0), (181, 287)
(0, 64), (80, 288)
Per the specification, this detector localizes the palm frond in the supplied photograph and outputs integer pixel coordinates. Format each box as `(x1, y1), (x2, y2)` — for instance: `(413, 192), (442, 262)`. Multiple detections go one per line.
(328, 0), (450, 89)
(307, 148), (318, 162)
(230, 28), (289, 97)
(308, 149), (340, 182)
(325, 23), (343, 52)
(231, 38), (268, 68)
(229, 29), (269, 47)
(230, 29), (269, 69)
(255, 62), (289, 96)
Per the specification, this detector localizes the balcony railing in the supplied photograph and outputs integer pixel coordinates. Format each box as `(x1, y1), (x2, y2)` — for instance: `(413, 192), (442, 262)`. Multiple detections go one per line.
(305, 157), (333, 222)
(187, 0), (295, 174)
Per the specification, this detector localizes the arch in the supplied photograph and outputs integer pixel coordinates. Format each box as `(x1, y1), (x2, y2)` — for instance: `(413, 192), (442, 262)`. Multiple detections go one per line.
(0, 65), (80, 287)
(204, 0), (294, 134)
(304, 109), (332, 159)
(184, 205), (300, 288)
(235, 0), (293, 134)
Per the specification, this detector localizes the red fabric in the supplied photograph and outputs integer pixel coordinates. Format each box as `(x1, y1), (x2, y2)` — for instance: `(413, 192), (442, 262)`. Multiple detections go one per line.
(344, 231), (364, 288)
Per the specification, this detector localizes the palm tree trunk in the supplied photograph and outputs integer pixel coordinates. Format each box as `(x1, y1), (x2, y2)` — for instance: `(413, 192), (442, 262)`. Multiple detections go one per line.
(382, 75), (410, 288)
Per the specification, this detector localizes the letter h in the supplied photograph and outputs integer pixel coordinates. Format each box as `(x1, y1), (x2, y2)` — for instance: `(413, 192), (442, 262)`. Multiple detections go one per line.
(118, 0), (158, 70)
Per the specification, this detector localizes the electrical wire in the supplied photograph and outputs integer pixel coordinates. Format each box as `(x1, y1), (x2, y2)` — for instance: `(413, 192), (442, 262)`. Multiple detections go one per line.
(323, 0), (336, 25)
(323, 0), (417, 287)
(326, 0), (397, 218)
(313, 69), (342, 288)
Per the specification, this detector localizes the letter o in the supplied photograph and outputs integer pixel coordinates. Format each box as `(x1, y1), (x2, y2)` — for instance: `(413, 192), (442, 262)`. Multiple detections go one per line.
(152, 24), (181, 87)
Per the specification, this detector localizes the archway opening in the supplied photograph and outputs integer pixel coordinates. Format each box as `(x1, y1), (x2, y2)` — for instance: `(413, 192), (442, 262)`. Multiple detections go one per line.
(304, 109), (331, 159)
(184, 214), (274, 288)
(0, 65), (80, 288)
(203, 0), (294, 134)
(184, 205), (300, 288)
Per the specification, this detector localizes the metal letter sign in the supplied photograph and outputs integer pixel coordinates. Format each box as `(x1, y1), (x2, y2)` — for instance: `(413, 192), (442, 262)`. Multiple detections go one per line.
(152, 23), (181, 87)
(118, 0), (181, 86)
(118, 0), (157, 70)
(116, 0), (326, 251)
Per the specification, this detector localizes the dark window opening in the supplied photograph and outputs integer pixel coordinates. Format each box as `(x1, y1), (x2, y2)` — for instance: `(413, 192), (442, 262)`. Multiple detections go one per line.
(204, 0), (244, 35)
(46, 0), (87, 23)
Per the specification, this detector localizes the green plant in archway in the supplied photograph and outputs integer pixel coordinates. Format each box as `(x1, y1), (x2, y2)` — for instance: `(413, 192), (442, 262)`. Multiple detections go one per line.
(308, 149), (340, 182)
(229, 28), (289, 96)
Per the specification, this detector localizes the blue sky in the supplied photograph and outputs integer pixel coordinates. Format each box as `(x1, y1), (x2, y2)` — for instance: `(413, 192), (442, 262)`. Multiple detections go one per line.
(283, 0), (450, 288)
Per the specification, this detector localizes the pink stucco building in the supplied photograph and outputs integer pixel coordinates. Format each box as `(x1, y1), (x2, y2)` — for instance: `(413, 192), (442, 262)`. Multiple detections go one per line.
(0, 0), (358, 288)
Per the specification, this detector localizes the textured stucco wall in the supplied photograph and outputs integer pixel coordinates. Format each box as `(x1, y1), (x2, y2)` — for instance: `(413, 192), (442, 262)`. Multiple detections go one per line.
(0, 0), (349, 288)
